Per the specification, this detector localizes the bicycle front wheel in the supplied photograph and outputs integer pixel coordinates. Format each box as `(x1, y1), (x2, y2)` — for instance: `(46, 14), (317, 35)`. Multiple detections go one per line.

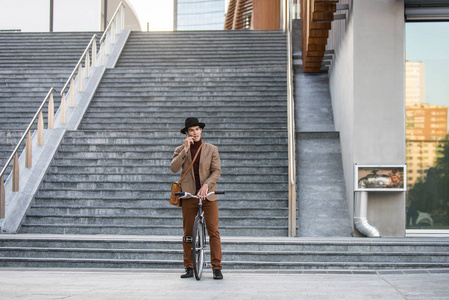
(192, 215), (205, 280)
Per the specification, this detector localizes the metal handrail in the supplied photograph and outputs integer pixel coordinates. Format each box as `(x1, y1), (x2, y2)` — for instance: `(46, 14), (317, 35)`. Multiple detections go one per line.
(100, 1), (125, 43)
(286, 0), (297, 237)
(1, 1), (127, 220)
(0, 88), (55, 179)
(60, 34), (97, 96)
(60, 1), (125, 96)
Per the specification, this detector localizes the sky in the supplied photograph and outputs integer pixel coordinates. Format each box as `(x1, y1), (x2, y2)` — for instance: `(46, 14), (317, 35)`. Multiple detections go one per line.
(406, 22), (449, 108)
(0, 0), (174, 32)
(127, 0), (173, 31)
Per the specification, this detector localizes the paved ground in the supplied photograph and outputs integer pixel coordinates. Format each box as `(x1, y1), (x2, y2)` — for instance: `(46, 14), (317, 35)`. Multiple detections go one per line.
(0, 268), (448, 299)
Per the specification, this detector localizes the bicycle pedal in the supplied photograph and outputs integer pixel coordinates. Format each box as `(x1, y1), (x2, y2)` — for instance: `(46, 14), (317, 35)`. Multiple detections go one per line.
(183, 236), (192, 243)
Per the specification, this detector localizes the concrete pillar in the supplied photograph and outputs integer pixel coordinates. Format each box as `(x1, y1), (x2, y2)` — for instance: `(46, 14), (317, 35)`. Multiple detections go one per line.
(329, 0), (406, 237)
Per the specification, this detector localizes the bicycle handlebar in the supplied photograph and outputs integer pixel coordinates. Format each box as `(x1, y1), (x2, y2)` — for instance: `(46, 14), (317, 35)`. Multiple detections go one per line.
(175, 191), (225, 197)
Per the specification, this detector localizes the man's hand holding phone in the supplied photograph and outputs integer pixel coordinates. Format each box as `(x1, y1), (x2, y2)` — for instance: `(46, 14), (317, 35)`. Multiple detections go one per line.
(183, 134), (194, 152)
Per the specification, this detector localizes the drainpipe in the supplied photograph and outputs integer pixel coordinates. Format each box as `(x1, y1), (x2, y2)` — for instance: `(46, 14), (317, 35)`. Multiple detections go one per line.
(354, 191), (381, 237)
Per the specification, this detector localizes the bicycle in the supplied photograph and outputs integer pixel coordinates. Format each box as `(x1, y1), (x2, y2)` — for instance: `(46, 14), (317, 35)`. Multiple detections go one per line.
(175, 191), (225, 280)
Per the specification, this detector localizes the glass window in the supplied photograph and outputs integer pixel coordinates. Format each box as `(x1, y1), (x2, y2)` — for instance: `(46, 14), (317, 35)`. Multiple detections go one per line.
(176, 0), (226, 30)
(406, 22), (449, 230)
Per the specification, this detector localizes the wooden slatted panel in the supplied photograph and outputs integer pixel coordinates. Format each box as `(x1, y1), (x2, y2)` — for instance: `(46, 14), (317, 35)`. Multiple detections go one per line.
(301, 0), (338, 72)
(224, 0), (237, 29)
(224, 0), (253, 30)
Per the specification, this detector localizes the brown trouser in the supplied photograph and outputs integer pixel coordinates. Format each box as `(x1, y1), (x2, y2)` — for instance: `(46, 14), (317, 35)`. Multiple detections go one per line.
(181, 198), (222, 270)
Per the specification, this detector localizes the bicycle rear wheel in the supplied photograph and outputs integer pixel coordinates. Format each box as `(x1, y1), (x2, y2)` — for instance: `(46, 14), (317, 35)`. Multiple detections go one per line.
(192, 215), (205, 280)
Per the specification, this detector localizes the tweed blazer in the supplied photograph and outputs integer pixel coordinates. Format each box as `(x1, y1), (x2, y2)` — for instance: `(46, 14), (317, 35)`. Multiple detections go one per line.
(170, 142), (221, 201)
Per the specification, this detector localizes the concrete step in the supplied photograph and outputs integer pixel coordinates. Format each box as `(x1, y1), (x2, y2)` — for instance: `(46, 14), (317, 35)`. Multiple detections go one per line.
(32, 196), (288, 207)
(44, 158), (286, 167)
(94, 80), (286, 86)
(42, 173), (286, 183)
(59, 136), (287, 143)
(22, 213), (287, 226)
(82, 98), (287, 105)
(20, 224), (288, 236)
(94, 85), (286, 91)
(2, 246), (448, 263)
(98, 71), (287, 79)
(56, 143), (287, 152)
(46, 165), (288, 175)
(51, 153), (286, 161)
(62, 130), (286, 138)
(1, 235), (448, 269)
(2, 235), (448, 253)
(27, 206), (289, 217)
(39, 181), (288, 191)
(76, 123), (288, 131)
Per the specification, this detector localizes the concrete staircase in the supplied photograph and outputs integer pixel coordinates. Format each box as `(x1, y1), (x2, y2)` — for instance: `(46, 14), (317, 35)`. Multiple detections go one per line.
(0, 32), (99, 180)
(20, 31), (291, 238)
(1, 31), (448, 270)
(295, 72), (352, 237)
(0, 32), (99, 130)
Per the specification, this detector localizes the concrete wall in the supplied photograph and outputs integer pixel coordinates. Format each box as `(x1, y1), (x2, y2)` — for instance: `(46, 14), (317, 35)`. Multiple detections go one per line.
(329, 0), (406, 237)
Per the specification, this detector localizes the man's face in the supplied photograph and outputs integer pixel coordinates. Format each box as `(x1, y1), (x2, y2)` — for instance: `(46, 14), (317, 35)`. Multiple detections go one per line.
(187, 126), (202, 142)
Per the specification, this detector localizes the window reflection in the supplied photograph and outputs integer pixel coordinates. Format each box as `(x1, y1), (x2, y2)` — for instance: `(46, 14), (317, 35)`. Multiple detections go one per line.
(406, 22), (449, 230)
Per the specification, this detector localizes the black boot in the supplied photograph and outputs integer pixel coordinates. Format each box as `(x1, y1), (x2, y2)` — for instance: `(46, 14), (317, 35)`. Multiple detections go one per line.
(181, 268), (193, 278)
(213, 269), (223, 280)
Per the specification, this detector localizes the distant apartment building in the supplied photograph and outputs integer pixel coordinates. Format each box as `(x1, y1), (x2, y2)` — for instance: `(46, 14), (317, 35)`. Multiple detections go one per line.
(406, 104), (448, 141)
(405, 61), (426, 106)
(406, 104), (448, 187)
(174, 0), (226, 30)
(406, 139), (446, 187)
(405, 60), (448, 187)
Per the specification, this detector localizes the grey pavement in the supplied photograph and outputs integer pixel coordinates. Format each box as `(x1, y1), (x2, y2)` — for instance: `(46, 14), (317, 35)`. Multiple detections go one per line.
(0, 268), (448, 299)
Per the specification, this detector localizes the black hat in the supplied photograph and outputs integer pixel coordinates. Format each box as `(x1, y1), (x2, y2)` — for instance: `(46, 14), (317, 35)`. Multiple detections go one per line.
(181, 117), (205, 134)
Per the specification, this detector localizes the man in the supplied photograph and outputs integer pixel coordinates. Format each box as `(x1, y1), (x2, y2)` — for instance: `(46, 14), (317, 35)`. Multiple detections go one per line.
(169, 117), (223, 280)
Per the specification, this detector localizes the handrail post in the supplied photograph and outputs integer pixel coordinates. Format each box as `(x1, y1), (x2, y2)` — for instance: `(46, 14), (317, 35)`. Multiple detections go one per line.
(92, 39), (97, 67)
(105, 33), (111, 55)
(115, 10), (120, 34)
(69, 78), (75, 107)
(37, 111), (44, 146)
(48, 91), (54, 129)
(0, 87), (55, 213)
(12, 153), (19, 192)
(85, 51), (90, 78)
(60, 93), (66, 124)
(120, 6), (124, 30)
(25, 132), (32, 168)
(111, 21), (116, 44)
(286, 0), (297, 237)
(0, 175), (5, 219)
(77, 65), (83, 92)
(99, 43), (104, 66)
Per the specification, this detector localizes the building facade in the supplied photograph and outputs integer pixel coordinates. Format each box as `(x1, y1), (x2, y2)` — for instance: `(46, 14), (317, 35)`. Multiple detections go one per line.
(174, 0), (226, 30)
(407, 139), (447, 187)
(406, 61), (426, 106)
(406, 104), (448, 141)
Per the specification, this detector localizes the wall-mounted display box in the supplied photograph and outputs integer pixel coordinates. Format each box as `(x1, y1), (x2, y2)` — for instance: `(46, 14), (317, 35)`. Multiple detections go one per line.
(354, 164), (406, 192)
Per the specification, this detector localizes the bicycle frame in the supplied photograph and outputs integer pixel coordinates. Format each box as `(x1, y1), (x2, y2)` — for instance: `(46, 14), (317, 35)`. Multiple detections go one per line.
(175, 191), (224, 280)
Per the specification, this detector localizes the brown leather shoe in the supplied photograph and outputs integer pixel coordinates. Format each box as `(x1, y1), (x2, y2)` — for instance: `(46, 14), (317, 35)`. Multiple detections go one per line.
(181, 268), (193, 278)
(213, 269), (223, 280)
